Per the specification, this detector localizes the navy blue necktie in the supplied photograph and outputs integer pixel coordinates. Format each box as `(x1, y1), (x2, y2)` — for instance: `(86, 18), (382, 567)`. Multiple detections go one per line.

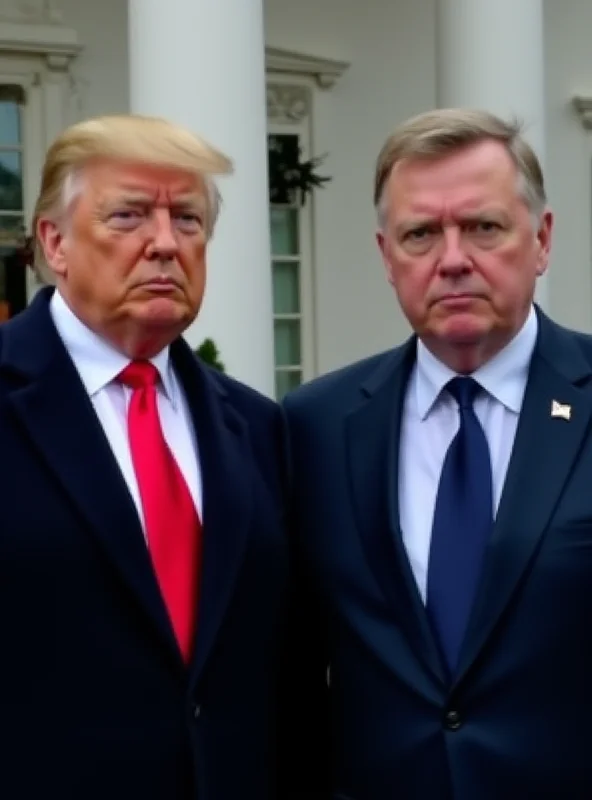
(427, 376), (493, 672)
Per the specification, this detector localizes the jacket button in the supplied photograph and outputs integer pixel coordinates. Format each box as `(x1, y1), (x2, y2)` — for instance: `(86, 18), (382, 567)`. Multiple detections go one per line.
(193, 704), (201, 719)
(444, 709), (461, 731)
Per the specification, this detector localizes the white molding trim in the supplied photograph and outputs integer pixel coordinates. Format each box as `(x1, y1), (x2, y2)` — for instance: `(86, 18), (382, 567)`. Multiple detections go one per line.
(0, 21), (81, 69)
(265, 45), (349, 89)
(572, 94), (592, 130)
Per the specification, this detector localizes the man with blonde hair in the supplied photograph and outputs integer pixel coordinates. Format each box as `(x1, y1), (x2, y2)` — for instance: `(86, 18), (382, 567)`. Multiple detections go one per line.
(0, 115), (327, 799)
(284, 107), (592, 797)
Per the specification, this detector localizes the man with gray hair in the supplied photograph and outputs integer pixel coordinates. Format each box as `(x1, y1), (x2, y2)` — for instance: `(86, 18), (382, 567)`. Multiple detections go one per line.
(284, 107), (592, 797)
(0, 115), (327, 799)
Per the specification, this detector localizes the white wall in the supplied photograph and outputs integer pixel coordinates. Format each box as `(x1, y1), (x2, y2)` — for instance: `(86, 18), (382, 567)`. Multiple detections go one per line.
(58, 0), (129, 120)
(545, 0), (592, 333)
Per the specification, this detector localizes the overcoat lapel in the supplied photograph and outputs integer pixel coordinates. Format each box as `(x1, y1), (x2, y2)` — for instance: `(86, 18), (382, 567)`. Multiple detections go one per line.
(0, 289), (178, 655)
(169, 341), (254, 687)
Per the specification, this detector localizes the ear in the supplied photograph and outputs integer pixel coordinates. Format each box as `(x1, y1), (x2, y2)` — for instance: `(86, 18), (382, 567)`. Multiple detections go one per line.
(36, 217), (69, 278)
(376, 228), (396, 287)
(535, 209), (553, 276)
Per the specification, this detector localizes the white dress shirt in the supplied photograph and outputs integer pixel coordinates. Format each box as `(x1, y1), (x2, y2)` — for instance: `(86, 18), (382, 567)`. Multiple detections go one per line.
(398, 307), (538, 602)
(50, 290), (202, 537)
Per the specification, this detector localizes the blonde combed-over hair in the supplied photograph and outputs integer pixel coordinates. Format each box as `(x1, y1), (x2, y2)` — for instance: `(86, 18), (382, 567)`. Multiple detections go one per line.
(33, 114), (233, 270)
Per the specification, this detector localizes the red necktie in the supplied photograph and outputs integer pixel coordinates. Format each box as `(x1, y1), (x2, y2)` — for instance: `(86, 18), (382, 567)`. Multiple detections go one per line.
(118, 361), (201, 662)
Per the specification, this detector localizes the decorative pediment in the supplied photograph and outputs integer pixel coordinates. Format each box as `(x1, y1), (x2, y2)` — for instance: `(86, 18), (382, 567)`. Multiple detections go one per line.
(265, 45), (349, 89)
(572, 95), (592, 130)
(0, 1), (80, 69)
(267, 84), (310, 122)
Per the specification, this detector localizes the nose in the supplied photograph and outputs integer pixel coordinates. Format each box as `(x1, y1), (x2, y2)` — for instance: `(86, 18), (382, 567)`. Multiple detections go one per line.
(144, 209), (179, 260)
(437, 226), (472, 277)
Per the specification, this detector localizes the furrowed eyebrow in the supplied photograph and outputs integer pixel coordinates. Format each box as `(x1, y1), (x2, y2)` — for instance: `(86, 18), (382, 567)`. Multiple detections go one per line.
(100, 193), (206, 212)
(98, 194), (151, 211)
(395, 219), (439, 236)
(171, 198), (206, 212)
(394, 209), (509, 235)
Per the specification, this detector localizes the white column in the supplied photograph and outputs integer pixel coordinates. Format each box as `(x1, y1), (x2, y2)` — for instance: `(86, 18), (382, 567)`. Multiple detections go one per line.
(436, 0), (548, 310)
(128, 0), (274, 396)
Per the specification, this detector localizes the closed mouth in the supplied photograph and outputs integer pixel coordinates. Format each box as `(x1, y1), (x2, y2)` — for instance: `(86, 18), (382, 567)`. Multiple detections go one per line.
(138, 281), (180, 295)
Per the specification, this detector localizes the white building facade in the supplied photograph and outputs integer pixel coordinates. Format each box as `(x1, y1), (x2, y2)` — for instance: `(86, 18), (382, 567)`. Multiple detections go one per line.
(1, 0), (591, 397)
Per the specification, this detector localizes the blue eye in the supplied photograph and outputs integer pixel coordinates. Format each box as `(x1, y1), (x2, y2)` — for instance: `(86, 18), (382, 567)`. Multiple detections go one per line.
(109, 209), (143, 222)
(405, 225), (436, 243)
(173, 212), (203, 230)
(468, 220), (500, 233)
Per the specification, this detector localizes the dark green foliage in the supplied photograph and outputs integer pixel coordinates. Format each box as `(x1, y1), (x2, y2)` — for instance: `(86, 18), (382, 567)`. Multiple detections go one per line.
(195, 338), (225, 372)
(268, 133), (331, 205)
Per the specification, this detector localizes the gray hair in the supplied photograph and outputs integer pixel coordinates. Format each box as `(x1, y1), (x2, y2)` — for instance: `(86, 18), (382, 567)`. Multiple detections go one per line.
(374, 108), (546, 228)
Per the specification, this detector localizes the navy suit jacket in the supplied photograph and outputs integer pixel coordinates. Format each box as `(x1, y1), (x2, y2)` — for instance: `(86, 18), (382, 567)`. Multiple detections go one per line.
(0, 288), (323, 800)
(284, 310), (592, 800)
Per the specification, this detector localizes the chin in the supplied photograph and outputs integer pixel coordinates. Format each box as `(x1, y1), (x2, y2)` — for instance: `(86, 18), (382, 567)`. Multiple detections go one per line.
(437, 313), (489, 344)
(137, 298), (191, 326)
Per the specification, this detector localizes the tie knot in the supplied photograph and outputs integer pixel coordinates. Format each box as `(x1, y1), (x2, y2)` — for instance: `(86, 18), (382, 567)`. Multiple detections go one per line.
(446, 376), (480, 409)
(118, 361), (160, 389)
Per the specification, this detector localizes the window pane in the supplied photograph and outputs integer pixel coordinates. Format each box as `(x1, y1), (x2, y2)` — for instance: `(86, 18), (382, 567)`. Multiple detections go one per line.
(0, 151), (22, 210)
(270, 207), (299, 256)
(0, 214), (24, 246)
(268, 132), (300, 205)
(273, 319), (301, 367)
(0, 215), (23, 305)
(0, 215), (27, 321)
(0, 101), (20, 147)
(275, 370), (302, 399)
(272, 260), (300, 314)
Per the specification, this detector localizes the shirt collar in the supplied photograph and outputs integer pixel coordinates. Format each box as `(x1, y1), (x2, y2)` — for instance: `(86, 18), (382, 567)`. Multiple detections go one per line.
(49, 290), (177, 406)
(415, 305), (538, 420)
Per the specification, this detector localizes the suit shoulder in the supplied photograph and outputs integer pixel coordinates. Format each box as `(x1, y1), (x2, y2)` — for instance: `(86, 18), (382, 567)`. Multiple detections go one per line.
(204, 368), (288, 495)
(283, 348), (399, 410)
(542, 316), (592, 366)
(207, 368), (278, 420)
(568, 328), (592, 358)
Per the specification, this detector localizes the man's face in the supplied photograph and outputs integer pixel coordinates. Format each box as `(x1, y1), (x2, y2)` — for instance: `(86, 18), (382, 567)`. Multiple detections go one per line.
(377, 140), (553, 372)
(39, 160), (209, 357)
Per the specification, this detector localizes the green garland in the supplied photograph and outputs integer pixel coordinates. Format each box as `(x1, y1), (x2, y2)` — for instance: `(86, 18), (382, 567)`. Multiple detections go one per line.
(268, 134), (331, 205)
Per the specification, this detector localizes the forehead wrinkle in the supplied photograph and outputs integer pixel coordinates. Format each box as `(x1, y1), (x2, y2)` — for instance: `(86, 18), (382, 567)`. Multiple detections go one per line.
(393, 201), (512, 238)
(170, 193), (206, 207)
(391, 150), (518, 206)
(404, 200), (508, 218)
(98, 189), (206, 208)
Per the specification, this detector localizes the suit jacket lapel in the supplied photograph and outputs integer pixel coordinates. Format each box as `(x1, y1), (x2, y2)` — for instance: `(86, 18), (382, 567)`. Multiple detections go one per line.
(170, 342), (253, 687)
(0, 289), (176, 655)
(456, 311), (592, 682)
(346, 342), (446, 686)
